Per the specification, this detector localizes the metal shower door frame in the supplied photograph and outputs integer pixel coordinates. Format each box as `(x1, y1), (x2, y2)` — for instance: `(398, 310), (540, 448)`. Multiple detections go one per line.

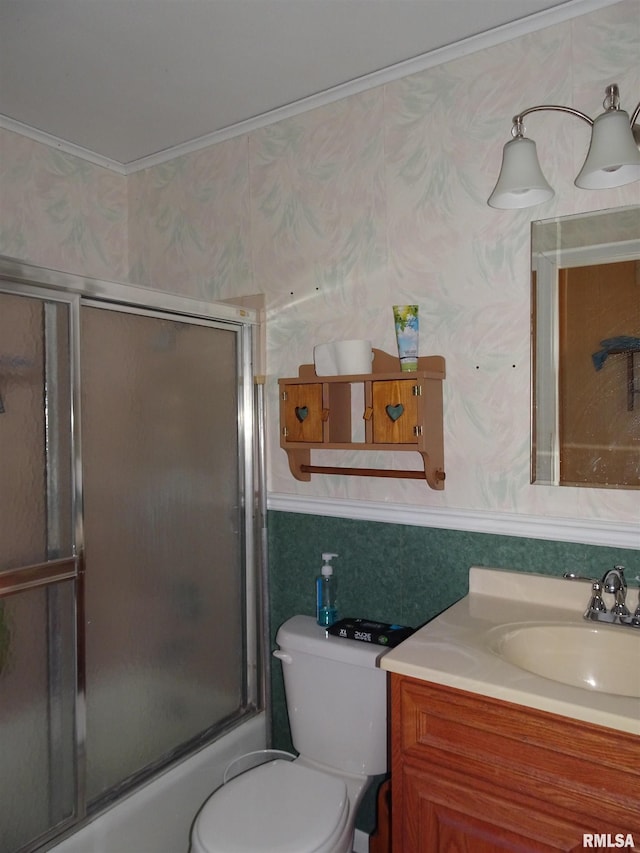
(0, 257), (264, 852)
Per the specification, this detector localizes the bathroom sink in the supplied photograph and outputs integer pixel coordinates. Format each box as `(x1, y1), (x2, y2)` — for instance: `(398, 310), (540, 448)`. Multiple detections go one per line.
(382, 567), (640, 735)
(486, 623), (640, 698)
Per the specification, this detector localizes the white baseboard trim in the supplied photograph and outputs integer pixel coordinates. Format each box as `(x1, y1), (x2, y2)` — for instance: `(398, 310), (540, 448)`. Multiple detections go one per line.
(267, 493), (639, 551)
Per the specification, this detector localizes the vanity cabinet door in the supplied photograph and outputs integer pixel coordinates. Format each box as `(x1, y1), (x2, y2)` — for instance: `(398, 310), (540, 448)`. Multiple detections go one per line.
(399, 762), (587, 853)
(391, 675), (640, 853)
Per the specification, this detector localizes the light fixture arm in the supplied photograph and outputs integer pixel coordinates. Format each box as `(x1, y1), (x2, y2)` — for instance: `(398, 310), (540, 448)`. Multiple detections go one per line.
(511, 105), (593, 138)
(511, 83), (640, 142)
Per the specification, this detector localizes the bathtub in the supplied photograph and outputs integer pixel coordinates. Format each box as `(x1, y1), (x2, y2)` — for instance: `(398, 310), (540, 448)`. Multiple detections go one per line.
(48, 713), (267, 853)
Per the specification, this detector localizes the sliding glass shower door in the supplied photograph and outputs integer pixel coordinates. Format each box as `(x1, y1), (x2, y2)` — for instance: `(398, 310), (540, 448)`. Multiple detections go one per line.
(80, 305), (246, 803)
(0, 291), (77, 853)
(0, 271), (260, 853)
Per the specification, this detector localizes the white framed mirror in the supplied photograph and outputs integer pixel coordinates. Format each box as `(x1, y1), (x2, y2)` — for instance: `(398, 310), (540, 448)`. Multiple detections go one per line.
(531, 205), (640, 489)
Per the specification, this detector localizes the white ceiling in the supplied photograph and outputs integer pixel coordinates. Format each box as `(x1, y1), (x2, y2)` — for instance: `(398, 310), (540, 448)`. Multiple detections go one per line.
(0, 0), (617, 169)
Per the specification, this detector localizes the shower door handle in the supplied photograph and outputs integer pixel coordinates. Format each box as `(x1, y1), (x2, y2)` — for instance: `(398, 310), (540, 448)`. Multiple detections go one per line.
(272, 650), (292, 665)
(0, 556), (78, 597)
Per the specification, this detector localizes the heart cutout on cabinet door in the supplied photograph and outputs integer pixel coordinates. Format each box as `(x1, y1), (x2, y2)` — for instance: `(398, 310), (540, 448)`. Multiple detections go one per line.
(386, 403), (404, 421)
(295, 406), (309, 422)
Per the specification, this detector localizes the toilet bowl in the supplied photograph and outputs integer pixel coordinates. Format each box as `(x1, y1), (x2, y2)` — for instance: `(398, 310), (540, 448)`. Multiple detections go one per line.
(190, 616), (388, 853)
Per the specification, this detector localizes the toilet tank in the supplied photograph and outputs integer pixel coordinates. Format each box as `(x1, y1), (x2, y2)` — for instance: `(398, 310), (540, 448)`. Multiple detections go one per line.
(274, 615), (388, 776)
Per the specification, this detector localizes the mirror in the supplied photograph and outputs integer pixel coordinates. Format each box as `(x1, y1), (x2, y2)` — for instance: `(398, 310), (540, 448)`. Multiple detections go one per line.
(531, 205), (640, 489)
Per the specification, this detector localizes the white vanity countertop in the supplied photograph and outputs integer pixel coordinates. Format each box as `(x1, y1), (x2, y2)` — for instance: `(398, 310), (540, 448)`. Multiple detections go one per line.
(381, 566), (640, 736)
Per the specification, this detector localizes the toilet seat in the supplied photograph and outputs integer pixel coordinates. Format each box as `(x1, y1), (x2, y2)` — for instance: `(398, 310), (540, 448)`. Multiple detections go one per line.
(191, 759), (350, 853)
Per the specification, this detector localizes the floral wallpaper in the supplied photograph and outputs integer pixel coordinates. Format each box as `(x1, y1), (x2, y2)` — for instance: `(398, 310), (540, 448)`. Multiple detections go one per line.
(0, 129), (128, 281)
(1, 0), (639, 526)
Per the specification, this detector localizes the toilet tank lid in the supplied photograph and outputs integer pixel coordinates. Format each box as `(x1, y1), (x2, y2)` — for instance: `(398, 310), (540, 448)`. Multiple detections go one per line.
(276, 615), (388, 668)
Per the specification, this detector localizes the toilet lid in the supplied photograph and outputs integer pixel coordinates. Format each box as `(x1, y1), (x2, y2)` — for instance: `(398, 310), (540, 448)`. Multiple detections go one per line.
(192, 760), (349, 853)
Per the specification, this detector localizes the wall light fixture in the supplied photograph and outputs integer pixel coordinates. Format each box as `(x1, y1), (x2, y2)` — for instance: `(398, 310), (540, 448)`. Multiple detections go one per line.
(488, 84), (640, 209)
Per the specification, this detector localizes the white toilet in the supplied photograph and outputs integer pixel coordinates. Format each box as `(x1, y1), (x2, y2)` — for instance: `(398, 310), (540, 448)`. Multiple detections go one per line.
(190, 615), (389, 853)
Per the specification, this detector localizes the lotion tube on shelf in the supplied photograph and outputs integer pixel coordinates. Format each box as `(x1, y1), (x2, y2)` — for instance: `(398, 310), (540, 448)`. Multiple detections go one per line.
(393, 305), (419, 371)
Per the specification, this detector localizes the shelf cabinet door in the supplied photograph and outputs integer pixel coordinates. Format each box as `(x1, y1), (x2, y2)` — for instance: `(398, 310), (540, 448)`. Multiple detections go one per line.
(371, 379), (420, 444)
(281, 383), (324, 443)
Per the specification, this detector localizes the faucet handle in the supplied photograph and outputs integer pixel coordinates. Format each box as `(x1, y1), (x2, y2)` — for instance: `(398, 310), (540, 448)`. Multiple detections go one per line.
(564, 572), (598, 583)
(563, 573), (607, 614)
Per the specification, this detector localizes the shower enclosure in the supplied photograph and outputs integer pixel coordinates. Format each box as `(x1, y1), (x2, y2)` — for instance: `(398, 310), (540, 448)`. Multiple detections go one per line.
(0, 260), (264, 853)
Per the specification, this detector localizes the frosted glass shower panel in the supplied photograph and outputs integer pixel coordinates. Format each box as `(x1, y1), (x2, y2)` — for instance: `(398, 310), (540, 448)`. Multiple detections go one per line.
(0, 292), (73, 570)
(80, 307), (245, 802)
(0, 582), (76, 852)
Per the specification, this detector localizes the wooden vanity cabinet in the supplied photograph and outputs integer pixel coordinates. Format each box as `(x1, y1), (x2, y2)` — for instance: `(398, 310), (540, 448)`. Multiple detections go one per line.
(390, 674), (640, 852)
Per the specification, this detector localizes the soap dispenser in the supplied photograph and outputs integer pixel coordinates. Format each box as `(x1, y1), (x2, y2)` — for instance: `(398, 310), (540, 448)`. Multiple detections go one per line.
(316, 553), (338, 627)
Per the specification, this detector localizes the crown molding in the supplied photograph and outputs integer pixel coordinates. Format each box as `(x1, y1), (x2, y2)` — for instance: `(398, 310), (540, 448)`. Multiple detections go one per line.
(124, 0), (620, 173)
(0, 0), (619, 175)
(267, 493), (640, 551)
(0, 115), (127, 175)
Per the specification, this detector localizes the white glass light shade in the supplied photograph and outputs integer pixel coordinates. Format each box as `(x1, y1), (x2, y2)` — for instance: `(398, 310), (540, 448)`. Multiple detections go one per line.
(487, 137), (554, 209)
(575, 109), (640, 189)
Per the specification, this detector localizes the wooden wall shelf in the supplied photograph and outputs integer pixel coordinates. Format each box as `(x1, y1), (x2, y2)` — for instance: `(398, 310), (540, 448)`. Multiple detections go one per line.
(278, 349), (446, 490)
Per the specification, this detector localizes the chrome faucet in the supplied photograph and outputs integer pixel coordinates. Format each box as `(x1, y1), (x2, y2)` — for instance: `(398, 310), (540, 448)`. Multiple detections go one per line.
(602, 565), (629, 617)
(563, 565), (640, 629)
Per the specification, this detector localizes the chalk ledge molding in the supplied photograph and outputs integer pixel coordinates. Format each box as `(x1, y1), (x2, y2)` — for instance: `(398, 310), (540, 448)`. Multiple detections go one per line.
(268, 493), (639, 551)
